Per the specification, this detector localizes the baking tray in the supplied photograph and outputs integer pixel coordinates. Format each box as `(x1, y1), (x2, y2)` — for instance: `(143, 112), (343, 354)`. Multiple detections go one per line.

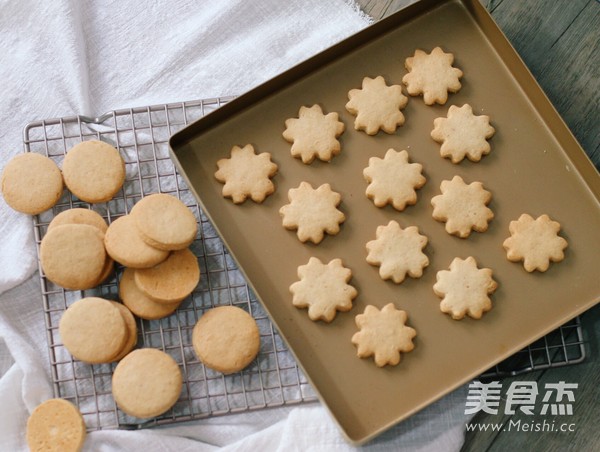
(169, 0), (600, 444)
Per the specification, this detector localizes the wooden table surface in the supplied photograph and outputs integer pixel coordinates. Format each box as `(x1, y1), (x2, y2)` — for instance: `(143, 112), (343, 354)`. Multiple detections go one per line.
(357, 1), (600, 451)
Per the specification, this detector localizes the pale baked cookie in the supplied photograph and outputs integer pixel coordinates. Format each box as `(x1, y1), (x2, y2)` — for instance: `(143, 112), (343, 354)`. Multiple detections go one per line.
(433, 257), (498, 320)
(130, 193), (198, 251)
(279, 182), (345, 244)
(1, 153), (63, 215)
(431, 104), (495, 163)
(289, 257), (357, 322)
(402, 47), (463, 105)
(282, 104), (345, 164)
(503, 214), (568, 272)
(351, 303), (416, 367)
(94, 256), (115, 285)
(48, 208), (108, 233)
(366, 221), (429, 284)
(345, 76), (408, 135)
(110, 301), (138, 361)
(59, 297), (127, 364)
(363, 149), (426, 211)
(40, 224), (107, 290)
(112, 348), (182, 418)
(192, 306), (260, 374)
(214, 144), (278, 203)
(431, 176), (494, 238)
(119, 268), (181, 320)
(134, 248), (200, 303)
(26, 398), (86, 452)
(104, 215), (169, 268)
(62, 140), (125, 203)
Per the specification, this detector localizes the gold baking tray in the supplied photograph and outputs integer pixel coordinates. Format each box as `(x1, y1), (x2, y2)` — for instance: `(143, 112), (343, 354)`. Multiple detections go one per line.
(169, 0), (600, 444)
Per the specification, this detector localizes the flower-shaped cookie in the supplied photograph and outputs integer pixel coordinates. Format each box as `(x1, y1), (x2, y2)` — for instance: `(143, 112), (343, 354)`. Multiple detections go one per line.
(431, 176), (493, 238)
(366, 221), (429, 284)
(282, 105), (345, 164)
(279, 182), (345, 244)
(351, 303), (416, 367)
(431, 104), (495, 163)
(503, 214), (568, 272)
(402, 47), (463, 105)
(363, 149), (426, 211)
(433, 257), (498, 320)
(345, 76), (408, 135)
(214, 144), (278, 204)
(289, 257), (357, 322)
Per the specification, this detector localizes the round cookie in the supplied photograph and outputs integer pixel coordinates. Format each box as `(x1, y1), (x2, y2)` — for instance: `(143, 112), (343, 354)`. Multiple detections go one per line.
(26, 398), (86, 452)
(119, 268), (181, 320)
(62, 140), (125, 203)
(48, 208), (108, 233)
(130, 193), (198, 251)
(95, 256), (115, 285)
(1, 153), (63, 215)
(40, 224), (107, 290)
(112, 348), (182, 418)
(104, 215), (169, 268)
(192, 306), (260, 374)
(134, 249), (200, 303)
(110, 301), (138, 361)
(59, 297), (128, 364)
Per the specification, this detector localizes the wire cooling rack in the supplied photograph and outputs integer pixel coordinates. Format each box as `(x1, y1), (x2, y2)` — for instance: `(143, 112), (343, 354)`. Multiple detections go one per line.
(24, 96), (586, 431)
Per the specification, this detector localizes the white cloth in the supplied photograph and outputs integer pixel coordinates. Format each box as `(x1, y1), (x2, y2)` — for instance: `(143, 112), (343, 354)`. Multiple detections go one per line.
(0, 0), (473, 450)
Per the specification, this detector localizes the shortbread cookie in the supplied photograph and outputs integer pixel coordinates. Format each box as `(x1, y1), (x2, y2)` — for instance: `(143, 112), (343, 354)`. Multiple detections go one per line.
(402, 47), (463, 105)
(40, 224), (107, 290)
(503, 214), (568, 272)
(119, 268), (181, 320)
(431, 176), (493, 238)
(282, 104), (345, 164)
(105, 215), (169, 268)
(433, 257), (498, 320)
(192, 306), (260, 374)
(345, 76), (408, 135)
(214, 144), (278, 203)
(289, 257), (357, 322)
(366, 221), (429, 283)
(112, 348), (182, 418)
(26, 398), (86, 452)
(351, 303), (416, 367)
(111, 301), (138, 361)
(130, 193), (198, 251)
(59, 297), (127, 364)
(48, 208), (108, 233)
(134, 248), (200, 303)
(95, 256), (115, 285)
(431, 104), (495, 163)
(280, 182), (345, 244)
(62, 140), (125, 203)
(363, 149), (426, 211)
(1, 153), (63, 215)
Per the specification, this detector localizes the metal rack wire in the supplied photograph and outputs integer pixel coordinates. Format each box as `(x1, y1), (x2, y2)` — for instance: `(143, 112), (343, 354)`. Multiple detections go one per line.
(24, 96), (585, 431)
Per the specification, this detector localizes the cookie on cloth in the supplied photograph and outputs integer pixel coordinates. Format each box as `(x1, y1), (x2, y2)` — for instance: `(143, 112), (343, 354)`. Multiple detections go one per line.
(351, 303), (416, 367)
(366, 220), (429, 284)
(502, 214), (568, 272)
(214, 144), (278, 203)
(192, 306), (260, 374)
(112, 348), (182, 418)
(1, 153), (63, 215)
(282, 104), (345, 164)
(289, 257), (357, 322)
(433, 257), (498, 320)
(62, 140), (125, 203)
(119, 268), (182, 320)
(279, 182), (345, 244)
(48, 208), (108, 233)
(402, 47), (463, 105)
(345, 76), (408, 135)
(431, 104), (495, 163)
(431, 176), (493, 238)
(26, 398), (86, 452)
(363, 148), (426, 211)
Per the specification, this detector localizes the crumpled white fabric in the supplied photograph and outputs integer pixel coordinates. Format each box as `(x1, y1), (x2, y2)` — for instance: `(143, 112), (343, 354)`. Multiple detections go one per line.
(0, 0), (474, 450)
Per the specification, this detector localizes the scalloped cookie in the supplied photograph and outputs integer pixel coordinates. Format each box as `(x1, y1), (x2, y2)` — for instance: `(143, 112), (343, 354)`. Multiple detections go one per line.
(26, 398), (86, 452)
